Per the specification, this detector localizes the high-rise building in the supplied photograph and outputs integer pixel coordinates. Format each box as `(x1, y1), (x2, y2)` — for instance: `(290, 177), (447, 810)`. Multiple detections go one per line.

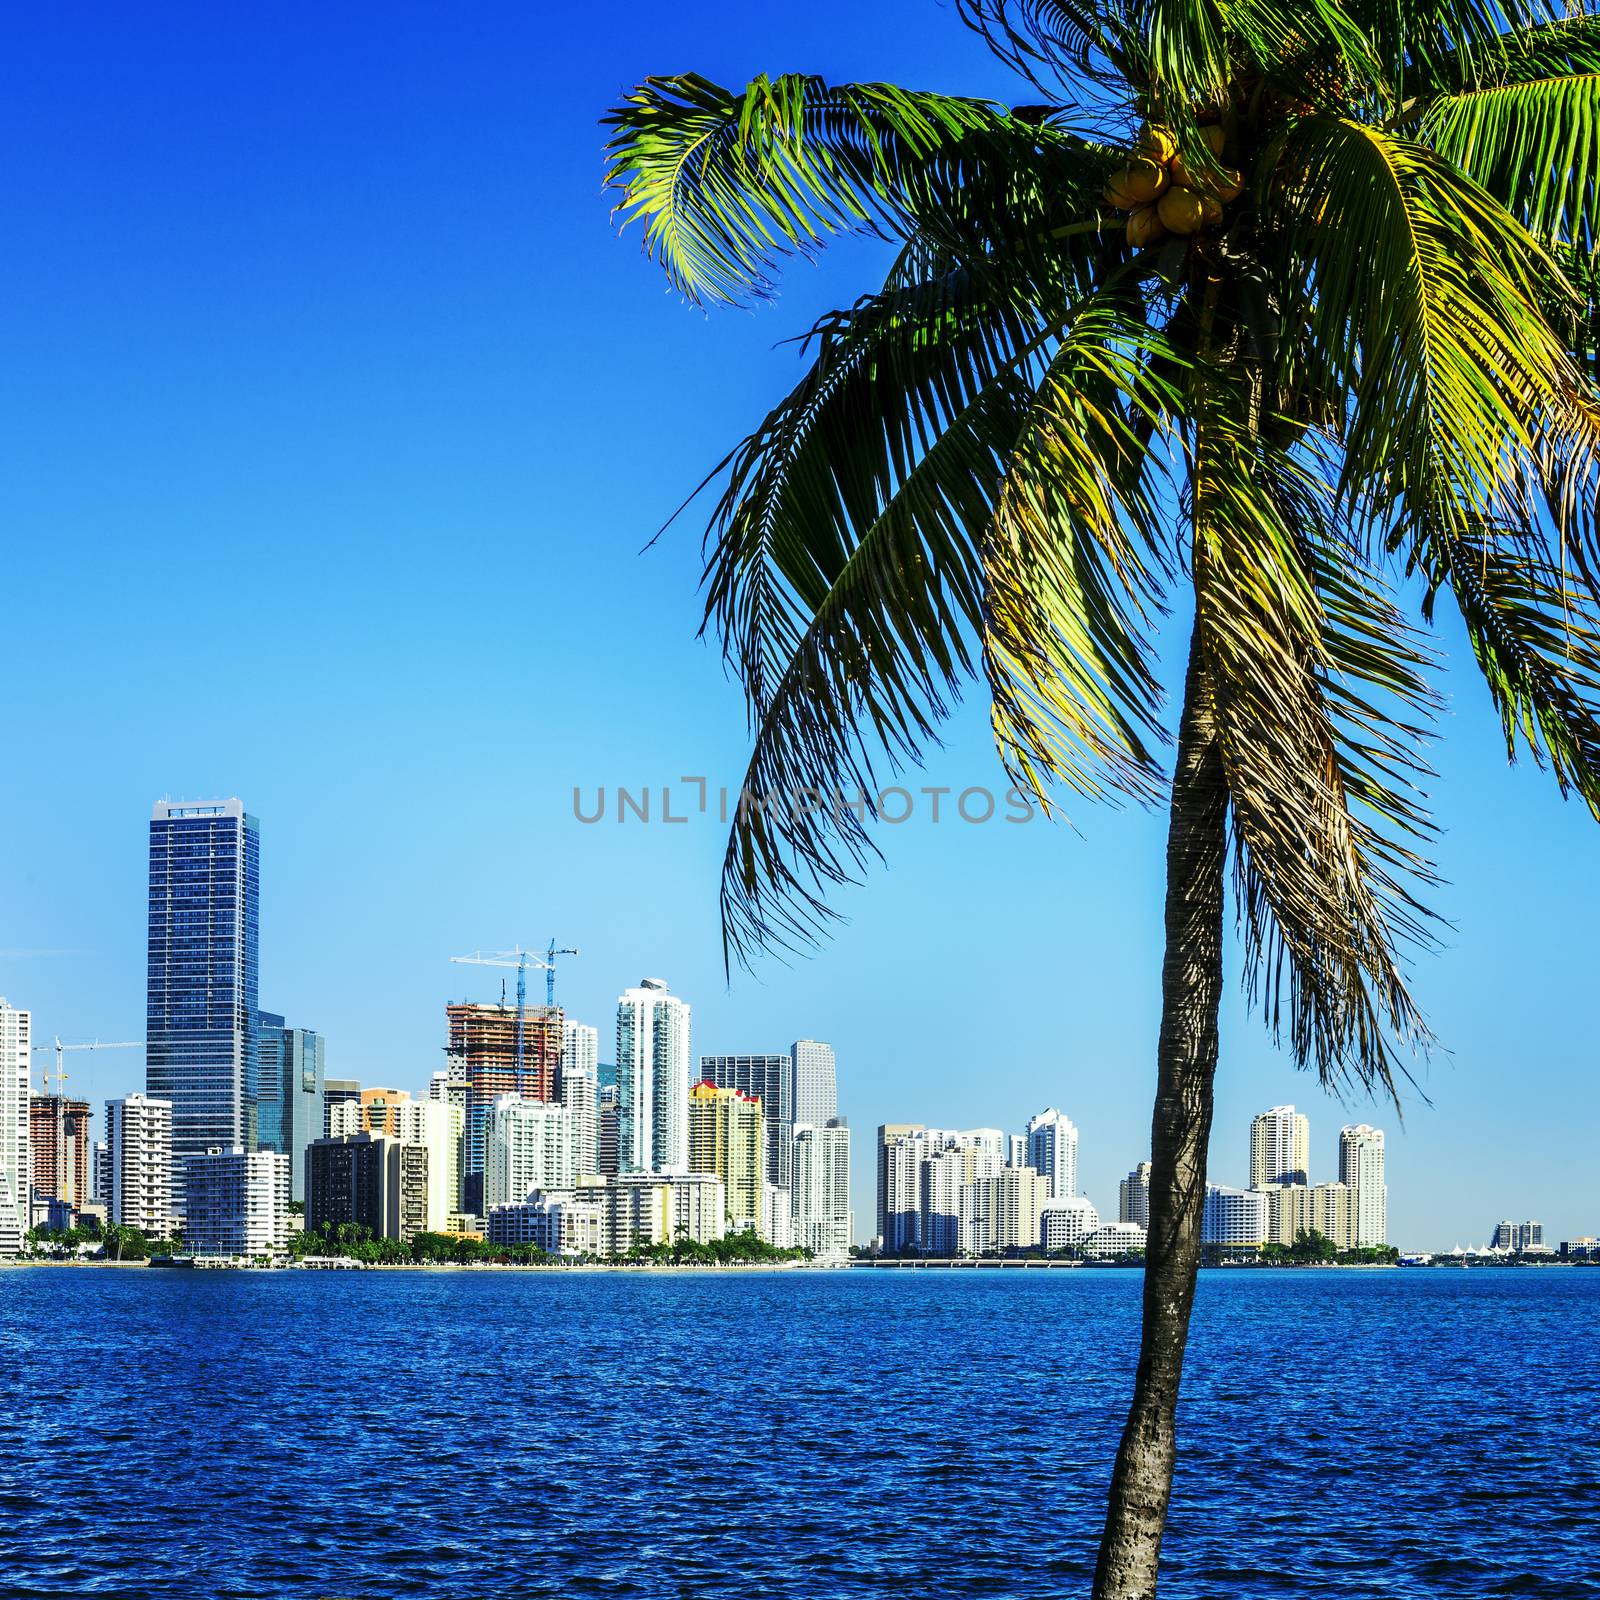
(306, 1133), (428, 1243)
(615, 980), (690, 1173)
(596, 1084), (620, 1177)
(792, 1118), (851, 1261)
(323, 1078), (361, 1135)
(0, 999), (31, 1253)
(28, 1095), (91, 1212)
(1339, 1125), (1387, 1246)
(105, 1093), (175, 1237)
(448, 1001), (564, 1209)
(877, 1123), (926, 1254)
(1260, 1180), (1358, 1249)
(1026, 1108), (1079, 1201)
(385, 1097), (459, 1234)
(254, 1014), (325, 1204)
(428, 1056), (470, 1212)
(561, 1023), (600, 1179)
(699, 1053), (792, 1187)
(1250, 1105), (1311, 1188)
(1493, 1220), (1544, 1252)
(146, 800), (260, 1206)
(1041, 1195), (1101, 1253)
(687, 1081), (765, 1232)
(790, 1040), (837, 1130)
(483, 1096), (581, 1210)
(1005, 1133), (1028, 1169)
(185, 1146), (290, 1256)
(963, 1164), (1051, 1255)
(92, 1140), (110, 1206)
(1202, 1184), (1269, 1247)
(761, 1182), (794, 1249)
(1119, 1161), (1152, 1228)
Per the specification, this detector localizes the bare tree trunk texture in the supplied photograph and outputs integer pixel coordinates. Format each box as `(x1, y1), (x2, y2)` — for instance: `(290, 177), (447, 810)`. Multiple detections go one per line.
(1092, 630), (1227, 1600)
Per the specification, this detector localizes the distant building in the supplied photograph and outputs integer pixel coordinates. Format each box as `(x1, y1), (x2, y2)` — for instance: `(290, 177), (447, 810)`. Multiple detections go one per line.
(0, 999), (30, 1252)
(388, 1097), (460, 1235)
(687, 1081), (765, 1232)
(323, 1079), (361, 1136)
(427, 1058), (470, 1212)
(146, 800), (259, 1204)
(877, 1123), (926, 1254)
(963, 1165), (1051, 1254)
(594, 1171), (725, 1256)
(561, 1022), (600, 1178)
(92, 1140), (110, 1206)
(1084, 1222), (1147, 1258)
(790, 1040), (837, 1130)
(1005, 1133), (1028, 1170)
(876, 1124), (1004, 1255)
(254, 1014), (325, 1204)
(483, 1096), (581, 1210)
(306, 1132), (428, 1243)
(597, 1084), (620, 1177)
(1202, 1184), (1268, 1248)
(792, 1118), (851, 1261)
(1492, 1220), (1544, 1252)
(1261, 1181), (1358, 1249)
(185, 1146), (290, 1256)
(1041, 1196), (1101, 1253)
(761, 1182), (794, 1250)
(448, 999), (564, 1210)
(1250, 1105), (1310, 1188)
(28, 1095), (91, 1212)
(1119, 1161), (1152, 1229)
(1339, 1125), (1387, 1246)
(615, 980), (691, 1173)
(105, 1093), (175, 1237)
(487, 1189), (604, 1257)
(699, 1053), (792, 1187)
(1026, 1108), (1079, 1201)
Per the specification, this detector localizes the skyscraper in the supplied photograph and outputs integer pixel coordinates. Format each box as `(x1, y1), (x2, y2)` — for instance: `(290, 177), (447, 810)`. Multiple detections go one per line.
(699, 1053), (792, 1186)
(483, 1095), (582, 1208)
(790, 1040), (837, 1128)
(28, 1095), (91, 1213)
(1026, 1108), (1079, 1200)
(254, 1013), (325, 1204)
(792, 1118), (851, 1260)
(687, 1081), (765, 1232)
(0, 999), (31, 1253)
(1119, 1161), (1152, 1228)
(561, 1022), (600, 1178)
(1339, 1124), (1387, 1246)
(1250, 1105), (1311, 1188)
(184, 1146), (290, 1256)
(146, 799), (260, 1205)
(615, 979), (690, 1173)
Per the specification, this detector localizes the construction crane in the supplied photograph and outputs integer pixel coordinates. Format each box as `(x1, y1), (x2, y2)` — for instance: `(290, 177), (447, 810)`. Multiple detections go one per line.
(29, 1037), (140, 1206)
(449, 941), (579, 1080)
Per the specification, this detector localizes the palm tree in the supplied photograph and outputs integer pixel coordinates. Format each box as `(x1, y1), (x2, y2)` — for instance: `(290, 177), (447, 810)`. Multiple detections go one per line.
(604, 5), (1600, 1595)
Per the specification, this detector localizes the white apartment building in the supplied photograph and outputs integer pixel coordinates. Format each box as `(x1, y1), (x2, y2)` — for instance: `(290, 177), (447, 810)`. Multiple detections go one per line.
(1041, 1195), (1101, 1252)
(1203, 1183), (1269, 1247)
(1250, 1105), (1310, 1188)
(392, 1097), (460, 1234)
(1339, 1125), (1387, 1246)
(483, 1095), (581, 1209)
(561, 1021), (600, 1177)
(185, 1146), (290, 1256)
(1119, 1161), (1152, 1229)
(789, 1039), (837, 1127)
(793, 1118), (852, 1261)
(0, 999), (30, 1254)
(1084, 1221), (1147, 1258)
(1026, 1108), (1079, 1201)
(962, 1164), (1051, 1255)
(595, 1171), (726, 1255)
(487, 1188), (604, 1257)
(1005, 1133), (1027, 1169)
(615, 979), (691, 1173)
(105, 1093), (175, 1237)
(761, 1182), (794, 1249)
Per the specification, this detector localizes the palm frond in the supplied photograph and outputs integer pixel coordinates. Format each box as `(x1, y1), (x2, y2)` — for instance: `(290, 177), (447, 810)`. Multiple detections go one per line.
(603, 72), (1112, 304)
(1420, 25), (1600, 257)
(1190, 389), (1438, 1096)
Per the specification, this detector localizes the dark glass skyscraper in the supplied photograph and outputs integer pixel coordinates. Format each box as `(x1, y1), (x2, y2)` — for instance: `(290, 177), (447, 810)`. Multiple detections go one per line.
(256, 1010), (325, 1204)
(146, 799), (260, 1203)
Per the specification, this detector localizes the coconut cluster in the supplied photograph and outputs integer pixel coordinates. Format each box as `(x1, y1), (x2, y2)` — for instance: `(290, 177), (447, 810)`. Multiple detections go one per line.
(1104, 124), (1242, 247)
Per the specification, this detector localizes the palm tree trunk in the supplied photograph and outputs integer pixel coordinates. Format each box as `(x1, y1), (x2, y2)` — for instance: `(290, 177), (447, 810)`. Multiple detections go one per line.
(1091, 627), (1227, 1600)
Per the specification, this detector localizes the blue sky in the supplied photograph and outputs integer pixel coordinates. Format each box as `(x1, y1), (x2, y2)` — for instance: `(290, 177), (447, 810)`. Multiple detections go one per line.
(2, 2), (1595, 1249)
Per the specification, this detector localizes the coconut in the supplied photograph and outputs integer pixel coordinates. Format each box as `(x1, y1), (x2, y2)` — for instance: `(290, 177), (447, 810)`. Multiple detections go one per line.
(1200, 124), (1227, 157)
(1136, 123), (1178, 164)
(1105, 156), (1168, 209)
(1126, 204), (1166, 247)
(1157, 187), (1206, 235)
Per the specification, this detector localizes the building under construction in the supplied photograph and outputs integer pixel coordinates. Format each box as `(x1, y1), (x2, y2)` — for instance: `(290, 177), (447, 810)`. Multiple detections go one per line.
(446, 1001), (563, 1212)
(29, 1096), (92, 1212)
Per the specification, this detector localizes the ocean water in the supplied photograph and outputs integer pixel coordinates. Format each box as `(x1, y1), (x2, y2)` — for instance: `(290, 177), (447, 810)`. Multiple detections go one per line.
(1, 1266), (1595, 1599)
